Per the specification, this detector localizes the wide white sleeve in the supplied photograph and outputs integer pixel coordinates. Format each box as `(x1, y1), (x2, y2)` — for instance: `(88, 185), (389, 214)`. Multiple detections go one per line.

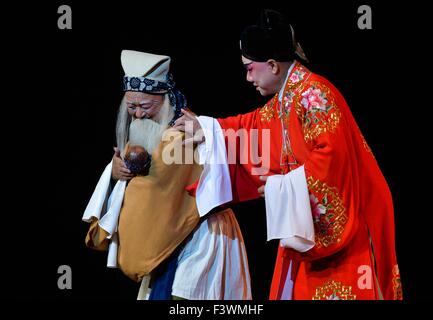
(195, 116), (233, 216)
(82, 161), (126, 267)
(264, 165), (315, 252)
(82, 162), (113, 222)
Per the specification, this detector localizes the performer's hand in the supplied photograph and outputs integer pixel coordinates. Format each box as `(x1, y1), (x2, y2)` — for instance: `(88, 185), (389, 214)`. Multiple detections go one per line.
(112, 147), (134, 181)
(172, 109), (205, 145)
(258, 176), (269, 198)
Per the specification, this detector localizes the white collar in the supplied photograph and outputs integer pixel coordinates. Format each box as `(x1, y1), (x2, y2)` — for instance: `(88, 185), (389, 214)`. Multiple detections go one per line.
(278, 61), (296, 103)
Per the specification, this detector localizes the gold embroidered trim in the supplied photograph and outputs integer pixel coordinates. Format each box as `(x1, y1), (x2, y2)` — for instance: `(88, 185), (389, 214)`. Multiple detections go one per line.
(312, 279), (356, 300)
(307, 176), (348, 248)
(392, 265), (403, 300)
(259, 101), (276, 123)
(360, 132), (376, 159)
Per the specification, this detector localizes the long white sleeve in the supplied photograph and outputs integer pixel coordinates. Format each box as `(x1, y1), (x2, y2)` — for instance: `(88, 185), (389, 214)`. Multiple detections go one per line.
(82, 161), (126, 267)
(195, 116), (233, 216)
(264, 165), (315, 252)
(82, 162), (114, 222)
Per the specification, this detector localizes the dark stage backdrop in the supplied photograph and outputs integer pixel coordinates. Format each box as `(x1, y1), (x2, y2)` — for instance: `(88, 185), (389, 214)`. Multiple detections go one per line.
(3, 0), (430, 303)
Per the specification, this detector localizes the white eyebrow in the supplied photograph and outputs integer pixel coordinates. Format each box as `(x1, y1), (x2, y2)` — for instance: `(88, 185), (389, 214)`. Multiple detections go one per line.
(125, 101), (153, 105)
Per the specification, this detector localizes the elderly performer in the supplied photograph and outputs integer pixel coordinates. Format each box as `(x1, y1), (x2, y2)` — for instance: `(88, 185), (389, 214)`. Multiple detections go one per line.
(82, 50), (251, 300)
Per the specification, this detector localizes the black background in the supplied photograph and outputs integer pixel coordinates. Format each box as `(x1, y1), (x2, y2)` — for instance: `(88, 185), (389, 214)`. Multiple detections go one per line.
(2, 0), (430, 308)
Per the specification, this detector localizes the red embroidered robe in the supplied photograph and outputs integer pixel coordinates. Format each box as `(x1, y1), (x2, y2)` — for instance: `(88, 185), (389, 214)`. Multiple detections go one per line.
(217, 61), (402, 300)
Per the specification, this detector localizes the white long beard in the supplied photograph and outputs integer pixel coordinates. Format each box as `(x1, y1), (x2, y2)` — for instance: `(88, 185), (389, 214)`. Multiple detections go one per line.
(128, 99), (174, 154)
